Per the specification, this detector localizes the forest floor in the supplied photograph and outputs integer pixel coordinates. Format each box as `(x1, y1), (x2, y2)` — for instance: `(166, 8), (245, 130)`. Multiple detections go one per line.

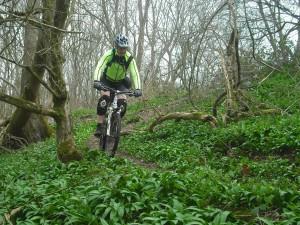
(2, 73), (299, 224)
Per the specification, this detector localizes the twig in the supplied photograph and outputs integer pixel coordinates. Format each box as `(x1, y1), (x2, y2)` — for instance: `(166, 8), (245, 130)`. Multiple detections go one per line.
(283, 100), (299, 113)
(188, 1), (228, 110)
(243, 0), (282, 72)
(258, 69), (275, 85)
(0, 54), (60, 97)
(0, 145), (12, 153)
(0, 118), (10, 127)
(3, 134), (28, 148)
(6, 11), (82, 34)
(4, 207), (23, 225)
(0, 77), (19, 95)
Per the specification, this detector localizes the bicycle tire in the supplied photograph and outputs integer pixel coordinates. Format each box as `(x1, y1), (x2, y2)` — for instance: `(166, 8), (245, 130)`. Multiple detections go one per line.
(104, 112), (121, 157)
(99, 134), (105, 151)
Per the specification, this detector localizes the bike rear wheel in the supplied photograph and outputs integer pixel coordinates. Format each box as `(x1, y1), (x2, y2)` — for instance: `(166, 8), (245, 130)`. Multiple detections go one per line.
(104, 113), (121, 157)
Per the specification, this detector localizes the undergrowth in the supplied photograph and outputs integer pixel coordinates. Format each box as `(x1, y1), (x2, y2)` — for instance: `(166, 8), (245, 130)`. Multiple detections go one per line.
(0, 70), (300, 224)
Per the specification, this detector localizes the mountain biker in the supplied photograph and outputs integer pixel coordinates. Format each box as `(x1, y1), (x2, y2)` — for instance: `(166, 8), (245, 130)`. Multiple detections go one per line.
(93, 33), (142, 137)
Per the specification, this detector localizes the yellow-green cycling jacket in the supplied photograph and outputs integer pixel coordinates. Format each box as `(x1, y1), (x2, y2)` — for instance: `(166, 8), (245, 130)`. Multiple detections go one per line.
(93, 49), (141, 89)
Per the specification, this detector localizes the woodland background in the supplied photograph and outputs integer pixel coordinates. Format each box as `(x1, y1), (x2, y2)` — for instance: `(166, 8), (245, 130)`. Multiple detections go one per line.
(0, 0), (299, 160)
(0, 0), (299, 114)
(0, 1), (300, 224)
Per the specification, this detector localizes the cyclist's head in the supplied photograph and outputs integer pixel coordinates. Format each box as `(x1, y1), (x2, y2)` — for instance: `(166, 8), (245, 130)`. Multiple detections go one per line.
(114, 33), (129, 49)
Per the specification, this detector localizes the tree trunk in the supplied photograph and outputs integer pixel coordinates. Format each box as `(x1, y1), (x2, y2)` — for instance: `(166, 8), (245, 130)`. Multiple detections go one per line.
(54, 99), (81, 162)
(2, 0), (51, 148)
(0, 0), (82, 162)
(46, 0), (82, 162)
(136, 0), (150, 70)
(218, 0), (246, 119)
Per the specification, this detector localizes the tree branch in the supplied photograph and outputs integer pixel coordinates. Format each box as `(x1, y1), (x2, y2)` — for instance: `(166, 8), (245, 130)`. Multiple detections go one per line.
(243, 0), (282, 72)
(188, 1), (228, 110)
(0, 77), (19, 94)
(0, 54), (60, 97)
(260, 0), (300, 20)
(0, 92), (59, 118)
(2, 9), (82, 34)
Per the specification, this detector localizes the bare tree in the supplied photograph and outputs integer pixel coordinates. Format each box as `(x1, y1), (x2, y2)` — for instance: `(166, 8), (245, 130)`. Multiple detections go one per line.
(0, 0), (82, 162)
(221, 0), (241, 117)
(136, 0), (150, 71)
(2, 0), (51, 149)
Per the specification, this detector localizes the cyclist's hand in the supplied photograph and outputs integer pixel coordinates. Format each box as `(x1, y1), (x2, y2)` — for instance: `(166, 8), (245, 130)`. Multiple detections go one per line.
(93, 80), (102, 90)
(133, 89), (142, 97)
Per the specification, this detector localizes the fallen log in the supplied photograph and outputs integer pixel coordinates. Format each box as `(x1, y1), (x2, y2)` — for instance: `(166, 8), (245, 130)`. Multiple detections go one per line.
(149, 112), (217, 132)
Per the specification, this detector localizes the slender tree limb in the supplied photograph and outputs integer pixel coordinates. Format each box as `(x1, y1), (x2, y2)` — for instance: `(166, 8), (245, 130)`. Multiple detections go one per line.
(0, 23), (23, 55)
(0, 77), (19, 94)
(79, 4), (111, 42)
(243, 0), (282, 72)
(283, 100), (299, 113)
(258, 69), (275, 85)
(0, 118), (10, 127)
(0, 54), (60, 97)
(0, 145), (12, 153)
(26, 66), (61, 97)
(0, 92), (59, 118)
(188, 1), (228, 110)
(4, 207), (23, 225)
(212, 92), (226, 117)
(237, 109), (282, 118)
(261, 0), (300, 20)
(43, 65), (64, 95)
(2, 10), (82, 34)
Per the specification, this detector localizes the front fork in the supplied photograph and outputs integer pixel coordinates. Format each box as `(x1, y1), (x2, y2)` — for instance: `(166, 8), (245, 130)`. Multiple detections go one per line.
(106, 109), (112, 136)
(106, 96), (121, 136)
(106, 110), (122, 136)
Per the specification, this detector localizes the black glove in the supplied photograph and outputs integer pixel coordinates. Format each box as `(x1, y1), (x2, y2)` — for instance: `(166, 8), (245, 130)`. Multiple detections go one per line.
(133, 89), (142, 97)
(93, 81), (102, 90)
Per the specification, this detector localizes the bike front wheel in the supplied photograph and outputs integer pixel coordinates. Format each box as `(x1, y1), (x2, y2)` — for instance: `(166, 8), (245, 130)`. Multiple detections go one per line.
(104, 113), (121, 157)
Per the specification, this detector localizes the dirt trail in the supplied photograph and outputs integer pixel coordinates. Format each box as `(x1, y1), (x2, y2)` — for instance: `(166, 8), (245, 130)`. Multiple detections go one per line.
(86, 134), (159, 169)
(85, 97), (189, 169)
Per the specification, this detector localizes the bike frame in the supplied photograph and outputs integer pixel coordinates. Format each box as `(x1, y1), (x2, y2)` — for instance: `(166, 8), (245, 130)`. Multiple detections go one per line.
(106, 91), (121, 136)
(96, 83), (133, 135)
(94, 81), (134, 156)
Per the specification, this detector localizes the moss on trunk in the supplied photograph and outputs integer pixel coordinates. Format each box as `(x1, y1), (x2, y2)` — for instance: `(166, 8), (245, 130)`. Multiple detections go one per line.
(57, 136), (82, 163)
(54, 100), (82, 162)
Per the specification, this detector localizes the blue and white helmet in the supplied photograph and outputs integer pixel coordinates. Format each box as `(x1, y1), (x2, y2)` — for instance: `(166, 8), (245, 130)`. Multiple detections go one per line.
(115, 33), (129, 48)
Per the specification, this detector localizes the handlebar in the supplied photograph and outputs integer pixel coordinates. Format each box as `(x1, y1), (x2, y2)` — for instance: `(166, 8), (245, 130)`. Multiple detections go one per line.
(94, 81), (134, 96)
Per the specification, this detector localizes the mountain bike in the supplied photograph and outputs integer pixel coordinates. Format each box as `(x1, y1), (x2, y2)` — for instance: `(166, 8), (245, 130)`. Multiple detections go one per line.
(94, 83), (134, 157)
